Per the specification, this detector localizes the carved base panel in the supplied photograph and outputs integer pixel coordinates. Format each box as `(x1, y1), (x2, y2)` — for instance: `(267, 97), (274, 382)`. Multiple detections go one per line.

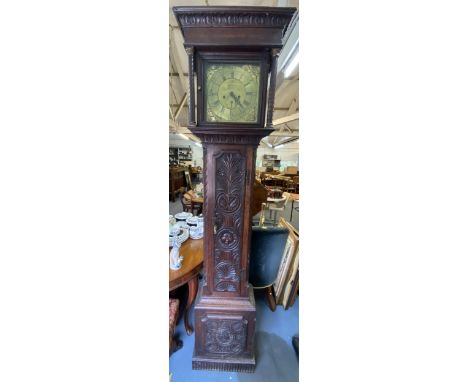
(192, 287), (256, 372)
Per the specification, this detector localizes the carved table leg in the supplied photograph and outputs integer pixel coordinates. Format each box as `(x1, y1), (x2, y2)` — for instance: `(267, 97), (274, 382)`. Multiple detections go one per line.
(184, 276), (199, 335)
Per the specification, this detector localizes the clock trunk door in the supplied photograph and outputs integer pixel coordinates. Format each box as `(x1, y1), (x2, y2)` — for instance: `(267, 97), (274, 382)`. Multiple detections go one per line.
(203, 144), (255, 299)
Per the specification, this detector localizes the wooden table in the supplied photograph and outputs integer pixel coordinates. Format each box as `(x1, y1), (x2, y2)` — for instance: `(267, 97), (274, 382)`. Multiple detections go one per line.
(169, 238), (203, 335)
(288, 193), (299, 221)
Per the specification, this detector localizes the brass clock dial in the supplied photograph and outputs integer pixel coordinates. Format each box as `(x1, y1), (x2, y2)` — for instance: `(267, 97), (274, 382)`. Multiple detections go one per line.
(205, 63), (260, 123)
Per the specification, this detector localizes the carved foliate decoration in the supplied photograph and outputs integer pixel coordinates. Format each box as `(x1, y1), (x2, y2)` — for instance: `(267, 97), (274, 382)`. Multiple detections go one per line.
(213, 152), (245, 292)
(196, 133), (267, 146)
(202, 316), (248, 355)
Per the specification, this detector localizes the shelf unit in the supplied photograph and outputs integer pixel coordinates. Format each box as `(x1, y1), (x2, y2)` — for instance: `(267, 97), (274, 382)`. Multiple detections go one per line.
(262, 154), (281, 170)
(169, 146), (193, 165)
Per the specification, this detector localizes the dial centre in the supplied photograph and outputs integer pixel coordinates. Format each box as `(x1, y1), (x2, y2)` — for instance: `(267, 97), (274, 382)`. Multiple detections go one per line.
(218, 78), (245, 109)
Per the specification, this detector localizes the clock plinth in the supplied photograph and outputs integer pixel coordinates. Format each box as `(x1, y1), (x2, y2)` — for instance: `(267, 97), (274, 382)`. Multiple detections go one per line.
(192, 288), (256, 373)
(173, 5), (296, 373)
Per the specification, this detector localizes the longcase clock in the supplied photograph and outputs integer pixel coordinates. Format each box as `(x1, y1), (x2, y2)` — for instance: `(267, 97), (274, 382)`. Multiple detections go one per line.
(173, 6), (296, 372)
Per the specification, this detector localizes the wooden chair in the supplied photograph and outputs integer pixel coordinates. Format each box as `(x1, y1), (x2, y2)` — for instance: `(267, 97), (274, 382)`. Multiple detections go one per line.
(292, 176), (299, 193)
(284, 179), (296, 193)
(191, 201), (203, 216)
(179, 193), (192, 213)
(169, 298), (183, 355)
(268, 194), (288, 224)
(185, 190), (202, 216)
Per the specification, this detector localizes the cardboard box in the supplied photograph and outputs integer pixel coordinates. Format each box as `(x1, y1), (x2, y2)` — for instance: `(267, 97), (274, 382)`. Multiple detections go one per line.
(284, 166), (298, 175)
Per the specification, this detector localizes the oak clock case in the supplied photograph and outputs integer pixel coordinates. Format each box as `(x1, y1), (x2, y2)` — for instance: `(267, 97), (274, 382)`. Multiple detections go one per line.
(197, 52), (269, 127)
(172, 4), (296, 374)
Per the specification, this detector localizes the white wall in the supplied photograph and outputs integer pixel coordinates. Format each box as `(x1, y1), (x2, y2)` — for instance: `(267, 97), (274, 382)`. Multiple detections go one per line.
(169, 134), (299, 170)
(169, 134), (203, 167)
(256, 144), (299, 170)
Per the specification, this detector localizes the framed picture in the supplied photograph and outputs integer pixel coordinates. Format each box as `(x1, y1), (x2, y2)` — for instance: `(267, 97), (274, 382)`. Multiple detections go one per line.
(273, 217), (299, 303)
(184, 169), (192, 190)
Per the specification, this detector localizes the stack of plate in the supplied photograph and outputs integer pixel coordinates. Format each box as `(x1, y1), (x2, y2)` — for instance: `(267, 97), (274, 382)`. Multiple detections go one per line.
(169, 227), (189, 247)
(186, 216), (199, 227)
(175, 212), (192, 221)
(189, 227), (203, 240)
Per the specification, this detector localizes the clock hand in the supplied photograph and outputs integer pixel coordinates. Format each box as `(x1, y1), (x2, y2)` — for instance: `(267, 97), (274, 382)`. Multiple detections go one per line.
(229, 91), (243, 107)
(229, 91), (237, 101)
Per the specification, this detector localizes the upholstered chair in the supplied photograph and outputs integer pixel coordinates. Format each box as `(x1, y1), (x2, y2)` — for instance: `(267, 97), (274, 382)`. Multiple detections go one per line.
(169, 298), (182, 355)
(249, 226), (289, 311)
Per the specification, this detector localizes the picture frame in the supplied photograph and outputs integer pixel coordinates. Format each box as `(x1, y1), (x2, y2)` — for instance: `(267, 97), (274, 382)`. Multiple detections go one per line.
(273, 217), (299, 303)
(184, 169), (192, 190)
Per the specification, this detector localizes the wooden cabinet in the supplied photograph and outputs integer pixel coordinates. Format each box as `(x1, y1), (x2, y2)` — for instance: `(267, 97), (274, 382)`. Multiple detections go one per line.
(169, 147), (178, 165)
(169, 166), (186, 202)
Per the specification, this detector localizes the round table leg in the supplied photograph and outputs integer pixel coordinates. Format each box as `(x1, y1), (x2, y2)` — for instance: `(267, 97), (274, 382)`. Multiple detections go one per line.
(184, 276), (198, 335)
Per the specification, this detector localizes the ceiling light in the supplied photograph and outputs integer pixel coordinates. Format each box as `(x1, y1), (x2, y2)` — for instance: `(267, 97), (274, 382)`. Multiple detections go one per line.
(284, 51), (299, 78)
(262, 140), (273, 148)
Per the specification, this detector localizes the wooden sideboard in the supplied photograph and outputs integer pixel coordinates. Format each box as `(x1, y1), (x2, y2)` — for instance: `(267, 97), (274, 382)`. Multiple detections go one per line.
(169, 166), (186, 202)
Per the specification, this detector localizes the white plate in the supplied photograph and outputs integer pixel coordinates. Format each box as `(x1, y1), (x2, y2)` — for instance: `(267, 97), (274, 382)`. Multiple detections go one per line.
(174, 212), (192, 220)
(169, 228), (189, 247)
(178, 222), (189, 230)
(189, 231), (203, 240)
(186, 216), (199, 225)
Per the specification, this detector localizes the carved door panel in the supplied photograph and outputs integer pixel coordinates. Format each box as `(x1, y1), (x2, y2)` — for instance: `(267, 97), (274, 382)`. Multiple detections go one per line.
(203, 145), (255, 298)
(202, 314), (247, 356)
(194, 310), (256, 361)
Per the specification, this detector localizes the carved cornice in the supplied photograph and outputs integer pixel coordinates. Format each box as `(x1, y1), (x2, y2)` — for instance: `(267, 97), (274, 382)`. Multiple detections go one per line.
(173, 6), (295, 32)
(178, 13), (291, 28)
